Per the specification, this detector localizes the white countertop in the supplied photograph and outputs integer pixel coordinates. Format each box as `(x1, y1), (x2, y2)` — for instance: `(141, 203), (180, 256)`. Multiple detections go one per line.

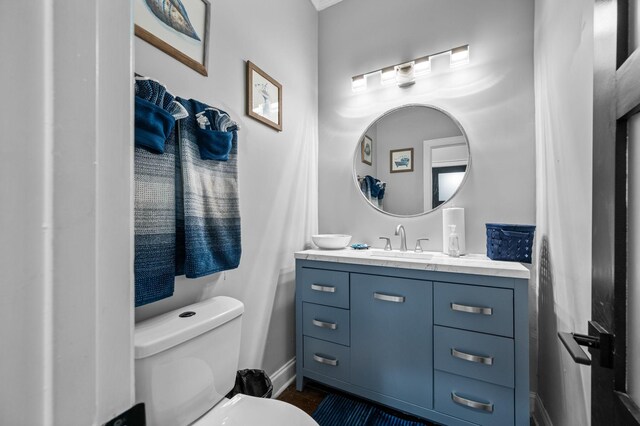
(295, 248), (531, 280)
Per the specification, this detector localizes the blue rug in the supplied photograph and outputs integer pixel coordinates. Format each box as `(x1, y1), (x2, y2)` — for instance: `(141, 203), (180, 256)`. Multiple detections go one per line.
(312, 394), (432, 426)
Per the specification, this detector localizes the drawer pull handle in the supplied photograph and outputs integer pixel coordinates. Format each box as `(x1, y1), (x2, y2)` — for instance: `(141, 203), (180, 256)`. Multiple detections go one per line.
(312, 319), (337, 330)
(451, 392), (494, 413)
(451, 303), (493, 316)
(373, 292), (405, 303)
(311, 284), (336, 293)
(313, 354), (338, 366)
(451, 348), (494, 365)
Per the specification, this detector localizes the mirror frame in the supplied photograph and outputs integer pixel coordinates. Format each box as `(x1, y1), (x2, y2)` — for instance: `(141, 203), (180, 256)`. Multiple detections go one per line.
(352, 103), (472, 218)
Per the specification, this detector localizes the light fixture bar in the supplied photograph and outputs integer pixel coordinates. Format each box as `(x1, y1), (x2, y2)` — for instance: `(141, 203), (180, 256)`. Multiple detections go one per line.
(351, 44), (469, 92)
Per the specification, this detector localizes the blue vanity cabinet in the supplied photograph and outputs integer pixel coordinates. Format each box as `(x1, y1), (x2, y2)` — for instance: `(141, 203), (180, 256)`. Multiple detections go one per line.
(350, 273), (433, 408)
(295, 257), (530, 426)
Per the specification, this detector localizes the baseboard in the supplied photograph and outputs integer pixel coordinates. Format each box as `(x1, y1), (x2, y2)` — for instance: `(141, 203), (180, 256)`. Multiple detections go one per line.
(270, 357), (296, 399)
(531, 392), (553, 426)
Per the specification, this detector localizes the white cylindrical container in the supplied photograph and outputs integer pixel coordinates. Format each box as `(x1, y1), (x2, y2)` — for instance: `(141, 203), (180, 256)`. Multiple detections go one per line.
(442, 208), (466, 255)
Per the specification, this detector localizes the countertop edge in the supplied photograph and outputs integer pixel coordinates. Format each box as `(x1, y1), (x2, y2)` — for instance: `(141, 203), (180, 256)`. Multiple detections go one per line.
(294, 250), (531, 280)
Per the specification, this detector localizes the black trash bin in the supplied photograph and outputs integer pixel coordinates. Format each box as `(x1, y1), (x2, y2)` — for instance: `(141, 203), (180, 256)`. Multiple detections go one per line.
(226, 369), (273, 399)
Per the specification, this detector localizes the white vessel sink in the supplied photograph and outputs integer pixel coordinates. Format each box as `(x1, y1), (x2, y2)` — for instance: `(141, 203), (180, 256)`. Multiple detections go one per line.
(311, 234), (352, 249)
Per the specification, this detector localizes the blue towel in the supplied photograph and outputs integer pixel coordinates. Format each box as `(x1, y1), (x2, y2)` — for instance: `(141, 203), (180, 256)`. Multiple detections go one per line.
(175, 98), (241, 278)
(134, 97), (176, 153)
(365, 175), (386, 200)
(134, 79), (185, 307)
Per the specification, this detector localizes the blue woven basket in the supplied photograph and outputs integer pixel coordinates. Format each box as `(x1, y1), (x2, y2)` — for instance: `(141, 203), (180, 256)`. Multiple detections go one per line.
(486, 223), (536, 264)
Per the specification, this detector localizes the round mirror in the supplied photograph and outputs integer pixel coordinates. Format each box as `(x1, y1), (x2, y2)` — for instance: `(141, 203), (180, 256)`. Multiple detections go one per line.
(353, 105), (470, 217)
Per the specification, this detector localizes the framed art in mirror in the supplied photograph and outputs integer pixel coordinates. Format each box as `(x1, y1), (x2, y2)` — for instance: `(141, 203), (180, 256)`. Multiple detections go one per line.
(361, 136), (373, 166)
(390, 148), (414, 173)
(134, 0), (211, 76)
(246, 61), (283, 131)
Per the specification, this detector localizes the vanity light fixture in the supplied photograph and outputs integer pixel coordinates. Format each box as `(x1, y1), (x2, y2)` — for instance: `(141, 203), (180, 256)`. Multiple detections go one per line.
(351, 44), (469, 92)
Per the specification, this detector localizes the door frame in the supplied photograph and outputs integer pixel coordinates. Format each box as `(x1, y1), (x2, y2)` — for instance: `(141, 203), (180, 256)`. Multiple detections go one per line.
(592, 0), (640, 423)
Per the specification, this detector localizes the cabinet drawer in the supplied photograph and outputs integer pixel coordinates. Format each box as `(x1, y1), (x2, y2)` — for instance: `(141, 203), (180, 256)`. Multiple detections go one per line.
(434, 371), (514, 426)
(303, 336), (350, 383)
(434, 326), (514, 388)
(302, 303), (350, 346)
(300, 268), (349, 308)
(434, 282), (513, 337)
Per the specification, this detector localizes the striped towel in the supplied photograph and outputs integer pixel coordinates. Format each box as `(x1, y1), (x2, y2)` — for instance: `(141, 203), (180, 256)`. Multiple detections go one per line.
(134, 78), (186, 307)
(175, 98), (241, 278)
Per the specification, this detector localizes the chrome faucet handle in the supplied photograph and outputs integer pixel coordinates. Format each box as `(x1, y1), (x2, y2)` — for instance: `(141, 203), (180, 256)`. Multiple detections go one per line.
(378, 237), (392, 251)
(414, 238), (430, 253)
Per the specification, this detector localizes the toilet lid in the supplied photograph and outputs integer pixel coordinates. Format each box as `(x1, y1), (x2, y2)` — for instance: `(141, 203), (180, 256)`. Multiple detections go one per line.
(191, 394), (319, 426)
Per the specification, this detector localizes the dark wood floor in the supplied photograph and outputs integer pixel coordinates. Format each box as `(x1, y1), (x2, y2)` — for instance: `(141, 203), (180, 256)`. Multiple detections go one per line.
(277, 381), (329, 416)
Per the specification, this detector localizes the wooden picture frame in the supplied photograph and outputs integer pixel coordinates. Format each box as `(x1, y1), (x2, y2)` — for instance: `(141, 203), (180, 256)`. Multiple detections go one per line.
(361, 136), (373, 165)
(246, 61), (283, 131)
(390, 148), (414, 173)
(134, 0), (211, 76)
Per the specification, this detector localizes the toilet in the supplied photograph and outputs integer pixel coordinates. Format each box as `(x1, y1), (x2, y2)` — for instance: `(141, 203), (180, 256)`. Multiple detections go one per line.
(134, 296), (318, 426)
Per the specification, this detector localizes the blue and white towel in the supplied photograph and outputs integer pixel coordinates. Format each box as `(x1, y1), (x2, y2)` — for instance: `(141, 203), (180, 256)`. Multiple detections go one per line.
(362, 175), (386, 209)
(175, 98), (241, 278)
(134, 78), (186, 307)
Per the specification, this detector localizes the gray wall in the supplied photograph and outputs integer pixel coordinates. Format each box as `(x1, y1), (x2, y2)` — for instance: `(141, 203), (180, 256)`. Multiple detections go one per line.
(534, 0), (593, 424)
(134, 0), (319, 385)
(318, 0), (537, 392)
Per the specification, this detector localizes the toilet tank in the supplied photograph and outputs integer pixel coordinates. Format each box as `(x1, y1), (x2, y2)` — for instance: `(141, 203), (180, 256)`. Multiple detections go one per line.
(135, 296), (244, 426)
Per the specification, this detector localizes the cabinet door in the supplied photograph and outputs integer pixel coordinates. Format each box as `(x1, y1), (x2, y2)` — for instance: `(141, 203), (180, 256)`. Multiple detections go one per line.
(351, 273), (433, 408)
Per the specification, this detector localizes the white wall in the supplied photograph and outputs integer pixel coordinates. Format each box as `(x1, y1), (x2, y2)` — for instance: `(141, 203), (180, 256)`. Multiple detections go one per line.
(318, 0), (537, 390)
(0, 1), (134, 425)
(533, 0), (593, 424)
(134, 0), (319, 381)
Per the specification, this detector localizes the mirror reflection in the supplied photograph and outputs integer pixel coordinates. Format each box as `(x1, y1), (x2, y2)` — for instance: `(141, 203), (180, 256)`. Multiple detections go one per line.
(354, 105), (470, 216)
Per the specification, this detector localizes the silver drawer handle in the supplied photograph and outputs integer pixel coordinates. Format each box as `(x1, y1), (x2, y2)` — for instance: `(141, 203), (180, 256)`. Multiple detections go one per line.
(451, 348), (494, 365)
(312, 319), (337, 330)
(450, 302), (493, 316)
(313, 354), (338, 366)
(373, 292), (405, 303)
(311, 284), (336, 293)
(451, 392), (494, 413)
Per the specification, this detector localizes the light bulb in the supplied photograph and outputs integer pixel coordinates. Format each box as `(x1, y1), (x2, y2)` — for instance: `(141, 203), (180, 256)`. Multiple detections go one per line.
(450, 45), (470, 68)
(352, 75), (366, 92)
(414, 57), (431, 76)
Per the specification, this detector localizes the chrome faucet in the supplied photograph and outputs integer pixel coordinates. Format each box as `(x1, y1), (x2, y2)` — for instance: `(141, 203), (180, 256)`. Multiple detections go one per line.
(395, 224), (407, 252)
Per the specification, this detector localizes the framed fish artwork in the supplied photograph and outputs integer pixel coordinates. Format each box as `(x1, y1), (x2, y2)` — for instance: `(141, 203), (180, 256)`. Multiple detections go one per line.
(134, 0), (211, 76)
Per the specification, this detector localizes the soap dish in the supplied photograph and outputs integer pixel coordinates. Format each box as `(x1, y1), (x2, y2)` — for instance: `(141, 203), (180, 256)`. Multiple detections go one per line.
(351, 243), (369, 250)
